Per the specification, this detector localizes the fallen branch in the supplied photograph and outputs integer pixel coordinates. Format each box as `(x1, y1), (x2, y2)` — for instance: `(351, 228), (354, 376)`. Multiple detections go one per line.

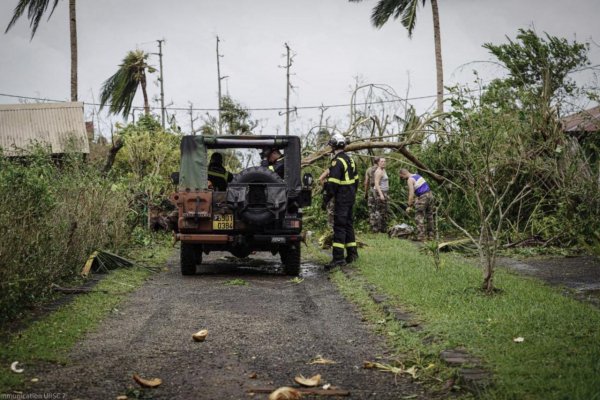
(51, 283), (108, 294)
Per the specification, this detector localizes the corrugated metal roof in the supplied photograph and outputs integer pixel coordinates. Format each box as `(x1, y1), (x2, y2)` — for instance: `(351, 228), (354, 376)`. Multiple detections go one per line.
(0, 102), (89, 156)
(562, 106), (600, 133)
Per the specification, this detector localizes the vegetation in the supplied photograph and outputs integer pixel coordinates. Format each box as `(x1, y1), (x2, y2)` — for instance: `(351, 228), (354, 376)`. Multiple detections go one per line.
(328, 235), (600, 399)
(350, 0), (444, 113)
(100, 49), (156, 117)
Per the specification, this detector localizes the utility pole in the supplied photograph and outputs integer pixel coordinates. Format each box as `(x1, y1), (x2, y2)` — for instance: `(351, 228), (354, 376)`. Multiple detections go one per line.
(156, 39), (166, 129)
(284, 43), (292, 136)
(216, 36), (227, 135)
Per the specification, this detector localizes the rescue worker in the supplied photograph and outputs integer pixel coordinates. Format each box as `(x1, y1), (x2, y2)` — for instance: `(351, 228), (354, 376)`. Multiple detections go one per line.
(364, 157), (380, 232)
(261, 148), (285, 179)
(399, 168), (435, 241)
(322, 133), (359, 269)
(208, 152), (233, 191)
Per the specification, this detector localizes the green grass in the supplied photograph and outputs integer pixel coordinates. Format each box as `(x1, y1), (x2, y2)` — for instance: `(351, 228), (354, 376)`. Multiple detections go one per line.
(325, 235), (600, 400)
(0, 237), (173, 393)
(223, 278), (248, 286)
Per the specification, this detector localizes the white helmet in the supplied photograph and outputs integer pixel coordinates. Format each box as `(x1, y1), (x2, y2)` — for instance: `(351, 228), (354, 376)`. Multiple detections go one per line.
(328, 133), (346, 149)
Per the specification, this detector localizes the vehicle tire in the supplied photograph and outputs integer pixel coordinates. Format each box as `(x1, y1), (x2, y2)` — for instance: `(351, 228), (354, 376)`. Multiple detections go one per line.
(181, 243), (201, 275)
(281, 244), (301, 276)
(231, 167), (285, 226)
(232, 166), (284, 185)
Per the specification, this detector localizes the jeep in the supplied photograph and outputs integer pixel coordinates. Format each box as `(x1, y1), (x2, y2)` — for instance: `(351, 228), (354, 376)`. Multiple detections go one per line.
(170, 135), (312, 276)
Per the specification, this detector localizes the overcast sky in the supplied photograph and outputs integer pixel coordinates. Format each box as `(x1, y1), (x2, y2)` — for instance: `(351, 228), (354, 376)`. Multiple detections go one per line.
(1, 0), (598, 136)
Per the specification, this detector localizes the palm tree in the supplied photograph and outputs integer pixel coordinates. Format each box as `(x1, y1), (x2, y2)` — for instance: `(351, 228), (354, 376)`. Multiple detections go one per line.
(350, 0), (444, 113)
(99, 50), (156, 118)
(5, 0), (79, 102)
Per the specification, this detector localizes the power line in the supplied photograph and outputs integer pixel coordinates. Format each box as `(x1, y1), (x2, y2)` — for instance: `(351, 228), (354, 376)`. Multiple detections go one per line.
(0, 87), (484, 113)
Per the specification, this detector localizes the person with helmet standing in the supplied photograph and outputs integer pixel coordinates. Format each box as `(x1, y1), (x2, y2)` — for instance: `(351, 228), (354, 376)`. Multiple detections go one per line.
(322, 133), (359, 269)
(260, 148), (285, 179)
(399, 168), (435, 241)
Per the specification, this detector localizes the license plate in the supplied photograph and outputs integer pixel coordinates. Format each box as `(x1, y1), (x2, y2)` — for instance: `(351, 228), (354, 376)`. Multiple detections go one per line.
(271, 237), (286, 244)
(212, 214), (234, 230)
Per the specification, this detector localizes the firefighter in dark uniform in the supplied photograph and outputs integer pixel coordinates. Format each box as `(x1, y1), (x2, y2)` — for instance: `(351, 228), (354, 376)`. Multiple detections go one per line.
(322, 133), (359, 269)
(261, 148), (285, 179)
(208, 152), (233, 191)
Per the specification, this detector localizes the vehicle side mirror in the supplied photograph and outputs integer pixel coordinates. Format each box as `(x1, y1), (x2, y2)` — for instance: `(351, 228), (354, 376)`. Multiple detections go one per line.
(170, 172), (180, 185)
(302, 173), (314, 188)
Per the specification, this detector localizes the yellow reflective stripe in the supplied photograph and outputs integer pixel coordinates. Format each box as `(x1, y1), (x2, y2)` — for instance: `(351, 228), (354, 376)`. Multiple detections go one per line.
(268, 165), (275, 171)
(345, 242), (357, 248)
(208, 171), (228, 180)
(327, 177), (355, 185)
(332, 242), (346, 249)
(328, 155), (356, 185)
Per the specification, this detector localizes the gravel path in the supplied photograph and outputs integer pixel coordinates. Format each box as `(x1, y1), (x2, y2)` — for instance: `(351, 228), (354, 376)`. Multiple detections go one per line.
(26, 251), (428, 399)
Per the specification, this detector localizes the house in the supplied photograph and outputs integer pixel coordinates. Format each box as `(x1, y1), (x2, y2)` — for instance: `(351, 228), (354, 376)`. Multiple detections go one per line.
(562, 105), (600, 138)
(0, 102), (89, 157)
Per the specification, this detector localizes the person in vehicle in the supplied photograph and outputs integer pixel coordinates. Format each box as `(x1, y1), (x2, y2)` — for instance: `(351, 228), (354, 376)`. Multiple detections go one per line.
(261, 147), (285, 179)
(208, 152), (233, 191)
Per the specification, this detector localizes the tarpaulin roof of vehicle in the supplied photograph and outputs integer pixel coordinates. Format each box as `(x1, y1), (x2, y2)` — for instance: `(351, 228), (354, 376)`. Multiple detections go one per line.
(179, 135), (301, 195)
(0, 102), (89, 157)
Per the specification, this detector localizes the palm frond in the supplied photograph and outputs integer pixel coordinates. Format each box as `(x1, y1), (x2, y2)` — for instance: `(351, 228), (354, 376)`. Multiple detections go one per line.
(5, 0), (60, 39)
(99, 50), (153, 118)
(401, 0), (420, 37)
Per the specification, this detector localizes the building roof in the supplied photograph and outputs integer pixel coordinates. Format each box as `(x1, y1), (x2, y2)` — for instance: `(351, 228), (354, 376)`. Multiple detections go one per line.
(562, 106), (600, 133)
(0, 102), (89, 156)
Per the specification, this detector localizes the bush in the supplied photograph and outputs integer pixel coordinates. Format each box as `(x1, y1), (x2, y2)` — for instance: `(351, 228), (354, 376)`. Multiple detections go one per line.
(0, 152), (132, 322)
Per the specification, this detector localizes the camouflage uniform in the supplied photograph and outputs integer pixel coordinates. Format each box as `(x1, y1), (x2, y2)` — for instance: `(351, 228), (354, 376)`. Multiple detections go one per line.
(373, 193), (389, 233)
(415, 191), (435, 240)
(365, 165), (378, 232)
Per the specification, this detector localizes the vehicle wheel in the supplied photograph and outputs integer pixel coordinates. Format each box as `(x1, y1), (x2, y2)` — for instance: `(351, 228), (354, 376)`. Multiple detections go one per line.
(232, 166), (284, 185)
(181, 243), (201, 275)
(281, 244), (301, 276)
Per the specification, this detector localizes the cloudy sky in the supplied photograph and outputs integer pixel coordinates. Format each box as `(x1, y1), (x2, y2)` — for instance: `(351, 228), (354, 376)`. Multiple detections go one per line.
(1, 0), (598, 136)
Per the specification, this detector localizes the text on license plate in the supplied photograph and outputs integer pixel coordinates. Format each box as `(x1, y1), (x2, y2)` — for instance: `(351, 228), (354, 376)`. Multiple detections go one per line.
(213, 214), (234, 230)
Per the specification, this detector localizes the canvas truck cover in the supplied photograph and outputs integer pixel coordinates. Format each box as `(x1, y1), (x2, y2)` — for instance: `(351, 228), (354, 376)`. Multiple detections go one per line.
(179, 135), (208, 190)
(178, 135), (302, 196)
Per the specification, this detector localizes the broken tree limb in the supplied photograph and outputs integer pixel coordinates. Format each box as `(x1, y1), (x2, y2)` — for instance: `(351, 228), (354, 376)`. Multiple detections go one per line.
(246, 387), (350, 396)
(51, 283), (108, 294)
(301, 140), (444, 184)
(102, 136), (124, 176)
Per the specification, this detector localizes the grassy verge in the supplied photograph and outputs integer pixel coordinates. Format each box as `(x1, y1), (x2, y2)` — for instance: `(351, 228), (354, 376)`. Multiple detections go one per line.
(0, 235), (174, 393)
(315, 234), (600, 399)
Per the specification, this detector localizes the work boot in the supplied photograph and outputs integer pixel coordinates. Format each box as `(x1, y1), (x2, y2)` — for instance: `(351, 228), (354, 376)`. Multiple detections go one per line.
(324, 259), (347, 271)
(345, 252), (359, 264)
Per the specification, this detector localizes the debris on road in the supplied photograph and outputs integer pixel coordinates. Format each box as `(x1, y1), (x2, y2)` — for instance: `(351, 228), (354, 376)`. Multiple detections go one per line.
(192, 329), (208, 342)
(513, 337), (525, 343)
(294, 374), (321, 387)
(249, 386), (350, 397)
(81, 250), (134, 277)
(10, 361), (24, 373)
(132, 373), (162, 388)
(248, 372), (258, 379)
(363, 361), (418, 379)
(268, 386), (302, 400)
(308, 355), (337, 365)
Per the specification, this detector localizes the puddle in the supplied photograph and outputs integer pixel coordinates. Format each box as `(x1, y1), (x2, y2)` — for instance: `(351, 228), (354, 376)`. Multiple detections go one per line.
(195, 253), (324, 277)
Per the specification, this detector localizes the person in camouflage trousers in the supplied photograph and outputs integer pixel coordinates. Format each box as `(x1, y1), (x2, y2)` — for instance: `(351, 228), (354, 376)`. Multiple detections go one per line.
(363, 157), (380, 232)
(373, 158), (390, 233)
(400, 168), (435, 241)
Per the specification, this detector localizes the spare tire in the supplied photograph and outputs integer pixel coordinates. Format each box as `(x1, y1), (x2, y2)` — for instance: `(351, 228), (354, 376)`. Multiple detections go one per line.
(231, 167), (285, 226)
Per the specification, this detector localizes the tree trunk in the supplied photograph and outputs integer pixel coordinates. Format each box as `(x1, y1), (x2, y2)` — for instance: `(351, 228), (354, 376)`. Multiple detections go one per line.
(141, 73), (150, 115)
(69, 0), (78, 102)
(430, 0), (443, 114)
(103, 137), (124, 175)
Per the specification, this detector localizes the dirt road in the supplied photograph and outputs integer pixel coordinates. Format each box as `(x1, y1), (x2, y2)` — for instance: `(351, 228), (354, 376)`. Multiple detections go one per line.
(28, 251), (427, 399)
